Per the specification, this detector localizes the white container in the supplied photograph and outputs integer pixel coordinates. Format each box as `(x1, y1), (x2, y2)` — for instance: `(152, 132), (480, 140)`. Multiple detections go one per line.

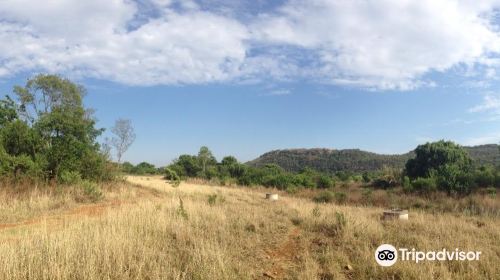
(266, 193), (279, 201)
(383, 209), (408, 220)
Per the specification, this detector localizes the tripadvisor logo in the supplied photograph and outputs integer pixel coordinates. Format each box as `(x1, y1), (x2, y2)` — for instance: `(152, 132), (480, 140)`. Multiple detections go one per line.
(375, 244), (481, 267)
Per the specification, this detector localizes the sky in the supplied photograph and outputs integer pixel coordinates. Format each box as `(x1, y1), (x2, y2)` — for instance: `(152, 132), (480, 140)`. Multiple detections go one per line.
(1, 0), (500, 166)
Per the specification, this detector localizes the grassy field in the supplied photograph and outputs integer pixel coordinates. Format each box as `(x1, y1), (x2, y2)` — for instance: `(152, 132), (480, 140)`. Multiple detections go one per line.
(0, 176), (499, 279)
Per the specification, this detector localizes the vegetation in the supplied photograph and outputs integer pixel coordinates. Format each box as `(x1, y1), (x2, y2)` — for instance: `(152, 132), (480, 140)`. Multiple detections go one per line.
(110, 118), (136, 163)
(0, 74), (113, 182)
(1, 176), (498, 279)
(405, 141), (499, 195)
(249, 148), (411, 173)
(167, 147), (340, 191)
(121, 161), (160, 175)
(249, 145), (500, 173)
(0, 75), (498, 279)
(161, 142), (500, 200)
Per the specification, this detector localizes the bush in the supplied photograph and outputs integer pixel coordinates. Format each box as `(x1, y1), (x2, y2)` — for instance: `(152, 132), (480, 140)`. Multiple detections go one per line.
(293, 174), (316, 188)
(313, 191), (334, 203)
(207, 193), (225, 206)
(316, 175), (334, 189)
(334, 192), (347, 204)
(335, 171), (351, 182)
(486, 187), (496, 198)
(80, 181), (103, 202)
(402, 176), (413, 192)
(473, 166), (496, 187)
(164, 168), (180, 187)
(372, 176), (397, 189)
(176, 198), (188, 220)
(59, 170), (82, 185)
(208, 194), (217, 206)
(361, 188), (373, 203)
(411, 177), (437, 194)
(262, 174), (294, 190)
(362, 172), (373, 183)
(286, 186), (299, 194)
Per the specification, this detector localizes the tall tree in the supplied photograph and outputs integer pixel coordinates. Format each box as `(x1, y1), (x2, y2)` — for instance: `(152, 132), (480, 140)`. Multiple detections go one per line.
(198, 146), (216, 174)
(3, 74), (106, 180)
(111, 119), (136, 163)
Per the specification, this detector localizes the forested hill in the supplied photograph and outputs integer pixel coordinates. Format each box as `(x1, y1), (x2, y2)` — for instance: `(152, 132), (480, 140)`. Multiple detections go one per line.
(248, 144), (500, 173)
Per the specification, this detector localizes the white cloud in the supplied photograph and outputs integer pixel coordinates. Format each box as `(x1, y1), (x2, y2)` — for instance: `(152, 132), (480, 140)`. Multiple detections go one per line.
(2, 0), (500, 89)
(0, 1), (249, 85)
(463, 132), (500, 146)
(469, 94), (500, 113)
(253, 0), (500, 89)
(260, 89), (292, 96)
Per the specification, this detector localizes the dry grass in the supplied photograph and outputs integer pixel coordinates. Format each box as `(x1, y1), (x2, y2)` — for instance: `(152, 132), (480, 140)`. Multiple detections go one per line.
(0, 175), (499, 279)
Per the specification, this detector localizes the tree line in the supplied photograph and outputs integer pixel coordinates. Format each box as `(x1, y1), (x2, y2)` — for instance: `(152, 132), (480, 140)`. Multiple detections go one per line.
(143, 141), (499, 196)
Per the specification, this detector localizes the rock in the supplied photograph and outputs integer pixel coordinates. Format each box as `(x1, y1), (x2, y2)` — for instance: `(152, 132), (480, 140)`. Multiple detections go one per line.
(263, 271), (276, 279)
(344, 264), (353, 271)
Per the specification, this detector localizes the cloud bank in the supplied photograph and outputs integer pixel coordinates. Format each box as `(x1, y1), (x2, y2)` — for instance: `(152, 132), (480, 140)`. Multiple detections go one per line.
(1, 0), (500, 89)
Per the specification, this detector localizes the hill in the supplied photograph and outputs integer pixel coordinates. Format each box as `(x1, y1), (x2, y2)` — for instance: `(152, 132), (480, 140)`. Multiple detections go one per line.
(248, 144), (499, 173)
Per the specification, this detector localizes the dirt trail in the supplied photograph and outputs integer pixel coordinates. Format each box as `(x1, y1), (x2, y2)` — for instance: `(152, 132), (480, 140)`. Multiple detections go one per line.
(262, 227), (302, 279)
(0, 178), (167, 236)
(0, 200), (123, 233)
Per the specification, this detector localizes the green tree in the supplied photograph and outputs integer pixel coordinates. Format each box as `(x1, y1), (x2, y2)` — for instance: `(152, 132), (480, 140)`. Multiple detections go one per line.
(5, 74), (107, 181)
(133, 162), (157, 174)
(0, 95), (18, 127)
(171, 154), (201, 178)
(197, 146), (216, 176)
(405, 141), (474, 194)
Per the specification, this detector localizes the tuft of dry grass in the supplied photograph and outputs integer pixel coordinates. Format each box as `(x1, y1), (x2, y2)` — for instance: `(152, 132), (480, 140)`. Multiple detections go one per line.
(0, 175), (499, 279)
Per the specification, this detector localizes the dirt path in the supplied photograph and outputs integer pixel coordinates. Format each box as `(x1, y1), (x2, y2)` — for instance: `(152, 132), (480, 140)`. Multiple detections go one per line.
(0, 179), (166, 238)
(262, 227), (302, 279)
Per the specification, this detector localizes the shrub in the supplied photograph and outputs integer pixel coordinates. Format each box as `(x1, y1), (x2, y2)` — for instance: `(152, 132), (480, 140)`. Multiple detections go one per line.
(313, 191), (334, 203)
(316, 175), (334, 189)
(372, 176), (397, 189)
(286, 186), (299, 194)
(335, 211), (347, 230)
(208, 194), (218, 206)
(293, 174), (316, 188)
(362, 172), (372, 183)
(59, 170), (82, 185)
(312, 206), (321, 217)
(351, 175), (363, 182)
(473, 166), (496, 187)
(361, 188), (373, 203)
(486, 187), (497, 198)
(80, 181), (103, 202)
(334, 192), (347, 204)
(207, 193), (224, 206)
(262, 174), (294, 190)
(335, 171), (351, 182)
(411, 177), (437, 194)
(176, 198), (188, 220)
(164, 168), (181, 187)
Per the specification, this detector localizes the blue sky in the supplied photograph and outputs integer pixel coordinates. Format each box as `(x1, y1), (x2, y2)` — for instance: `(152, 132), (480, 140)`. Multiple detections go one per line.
(1, 0), (500, 165)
